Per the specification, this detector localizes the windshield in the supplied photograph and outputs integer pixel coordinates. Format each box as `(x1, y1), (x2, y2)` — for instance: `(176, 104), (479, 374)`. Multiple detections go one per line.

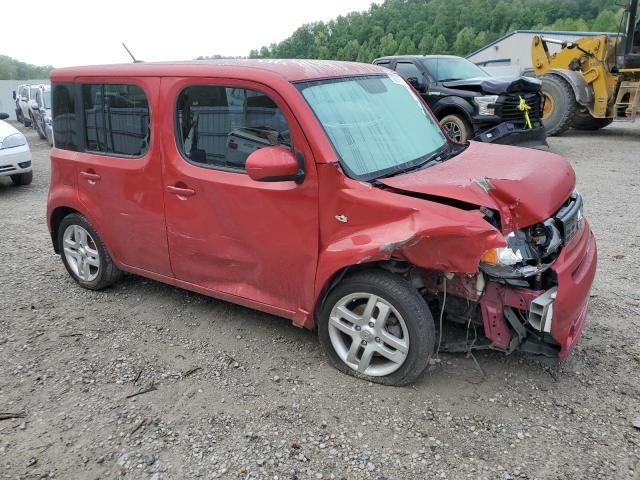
(30, 87), (39, 100)
(43, 89), (51, 109)
(297, 74), (447, 180)
(422, 57), (488, 82)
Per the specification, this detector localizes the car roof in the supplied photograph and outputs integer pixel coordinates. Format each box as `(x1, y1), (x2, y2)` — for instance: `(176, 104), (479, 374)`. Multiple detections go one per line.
(50, 59), (386, 83)
(374, 55), (465, 62)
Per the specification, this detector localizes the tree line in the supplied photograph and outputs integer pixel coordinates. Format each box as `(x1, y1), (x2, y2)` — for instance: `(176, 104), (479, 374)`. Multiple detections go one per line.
(246, 0), (622, 62)
(0, 55), (52, 80)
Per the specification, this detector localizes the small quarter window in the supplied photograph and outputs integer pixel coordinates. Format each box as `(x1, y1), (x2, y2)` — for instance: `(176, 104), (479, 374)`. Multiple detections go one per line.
(175, 86), (291, 171)
(52, 83), (80, 151)
(82, 83), (150, 157)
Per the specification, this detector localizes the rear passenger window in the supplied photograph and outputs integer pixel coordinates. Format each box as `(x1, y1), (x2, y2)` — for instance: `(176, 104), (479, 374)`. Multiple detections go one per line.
(52, 83), (80, 151)
(175, 86), (291, 171)
(82, 84), (150, 157)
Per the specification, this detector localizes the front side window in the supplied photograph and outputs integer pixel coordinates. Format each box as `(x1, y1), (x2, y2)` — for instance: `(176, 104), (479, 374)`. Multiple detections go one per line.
(176, 86), (291, 171)
(421, 57), (488, 82)
(395, 62), (422, 80)
(82, 83), (150, 157)
(52, 83), (79, 151)
(298, 74), (447, 180)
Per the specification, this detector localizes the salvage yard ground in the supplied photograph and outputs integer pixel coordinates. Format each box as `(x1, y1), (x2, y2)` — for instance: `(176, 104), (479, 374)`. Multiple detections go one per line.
(1, 122), (639, 479)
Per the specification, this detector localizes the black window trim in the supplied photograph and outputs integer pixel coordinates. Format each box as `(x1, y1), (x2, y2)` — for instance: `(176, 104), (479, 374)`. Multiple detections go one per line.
(80, 82), (151, 160)
(173, 83), (293, 174)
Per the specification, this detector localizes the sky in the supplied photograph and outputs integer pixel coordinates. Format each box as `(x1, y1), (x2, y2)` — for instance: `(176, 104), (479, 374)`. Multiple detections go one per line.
(3, 0), (379, 68)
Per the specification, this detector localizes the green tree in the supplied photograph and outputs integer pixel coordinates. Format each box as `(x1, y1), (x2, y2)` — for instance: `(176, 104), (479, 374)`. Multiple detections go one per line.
(452, 27), (477, 55)
(397, 36), (419, 54)
(380, 33), (399, 56)
(433, 34), (449, 54)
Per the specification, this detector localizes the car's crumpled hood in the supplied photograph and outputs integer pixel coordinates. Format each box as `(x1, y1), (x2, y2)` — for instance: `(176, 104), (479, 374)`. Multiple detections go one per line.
(377, 141), (575, 232)
(442, 75), (542, 94)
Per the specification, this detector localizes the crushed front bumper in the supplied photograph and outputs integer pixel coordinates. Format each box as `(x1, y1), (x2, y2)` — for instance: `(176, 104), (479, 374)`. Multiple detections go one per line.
(474, 121), (548, 149)
(479, 221), (597, 358)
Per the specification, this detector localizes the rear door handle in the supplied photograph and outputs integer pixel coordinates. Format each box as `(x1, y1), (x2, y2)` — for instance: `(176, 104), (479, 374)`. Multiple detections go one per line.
(80, 171), (101, 182)
(166, 185), (196, 198)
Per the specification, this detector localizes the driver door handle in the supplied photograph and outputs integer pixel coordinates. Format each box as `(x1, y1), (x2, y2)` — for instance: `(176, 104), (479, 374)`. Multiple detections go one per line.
(80, 171), (101, 182)
(166, 185), (196, 198)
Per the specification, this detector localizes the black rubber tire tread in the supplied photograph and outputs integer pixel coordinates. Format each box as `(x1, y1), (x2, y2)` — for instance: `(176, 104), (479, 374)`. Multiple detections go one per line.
(540, 74), (577, 136)
(36, 121), (46, 139)
(571, 110), (613, 130)
(57, 213), (122, 290)
(439, 114), (473, 143)
(10, 171), (33, 186)
(318, 269), (435, 386)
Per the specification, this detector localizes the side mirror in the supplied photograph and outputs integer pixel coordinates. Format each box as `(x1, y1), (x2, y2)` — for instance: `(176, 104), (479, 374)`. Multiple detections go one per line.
(0, 112), (9, 120)
(12, 91), (16, 100)
(246, 146), (305, 184)
(406, 77), (425, 92)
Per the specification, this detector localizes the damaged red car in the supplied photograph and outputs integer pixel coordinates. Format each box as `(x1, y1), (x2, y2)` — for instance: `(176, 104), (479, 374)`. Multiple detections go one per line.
(47, 60), (597, 385)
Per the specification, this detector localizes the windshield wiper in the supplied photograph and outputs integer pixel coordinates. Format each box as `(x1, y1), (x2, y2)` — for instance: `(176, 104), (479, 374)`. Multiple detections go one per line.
(376, 143), (457, 179)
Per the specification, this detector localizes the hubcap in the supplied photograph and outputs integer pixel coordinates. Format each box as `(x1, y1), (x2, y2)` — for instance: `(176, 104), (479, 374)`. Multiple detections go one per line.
(328, 293), (409, 377)
(542, 92), (554, 119)
(62, 225), (100, 282)
(442, 121), (462, 141)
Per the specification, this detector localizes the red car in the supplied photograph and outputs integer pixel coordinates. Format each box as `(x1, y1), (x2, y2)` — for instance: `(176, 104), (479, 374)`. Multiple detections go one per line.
(47, 60), (596, 385)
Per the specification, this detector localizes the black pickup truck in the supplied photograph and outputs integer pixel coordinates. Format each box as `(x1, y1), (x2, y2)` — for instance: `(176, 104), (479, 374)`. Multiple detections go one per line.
(373, 55), (547, 147)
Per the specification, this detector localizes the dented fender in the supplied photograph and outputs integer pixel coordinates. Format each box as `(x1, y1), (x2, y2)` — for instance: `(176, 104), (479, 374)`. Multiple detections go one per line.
(313, 165), (505, 306)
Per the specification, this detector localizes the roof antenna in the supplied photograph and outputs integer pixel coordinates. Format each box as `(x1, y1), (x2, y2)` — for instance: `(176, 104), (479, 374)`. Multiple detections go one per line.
(122, 43), (143, 63)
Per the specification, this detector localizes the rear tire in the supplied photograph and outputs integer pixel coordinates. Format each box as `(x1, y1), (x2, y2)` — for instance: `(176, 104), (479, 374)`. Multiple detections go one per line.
(10, 171), (33, 186)
(24, 113), (32, 128)
(318, 269), (435, 386)
(572, 109), (613, 130)
(540, 74), (577, 136)
(57, 213), (122, 290)
(439, 114), (473, 143)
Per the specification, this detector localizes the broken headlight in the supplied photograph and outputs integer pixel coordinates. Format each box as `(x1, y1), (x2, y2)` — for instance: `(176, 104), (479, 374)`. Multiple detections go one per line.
(480, 221), (562, 279)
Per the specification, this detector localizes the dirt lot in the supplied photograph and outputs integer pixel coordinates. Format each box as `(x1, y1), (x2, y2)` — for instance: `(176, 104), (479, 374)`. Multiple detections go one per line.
(1, 121), (639, 480)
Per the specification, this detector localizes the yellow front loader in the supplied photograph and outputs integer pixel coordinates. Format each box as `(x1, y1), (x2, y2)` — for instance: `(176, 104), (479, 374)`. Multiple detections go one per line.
(531, 0), (640, 135)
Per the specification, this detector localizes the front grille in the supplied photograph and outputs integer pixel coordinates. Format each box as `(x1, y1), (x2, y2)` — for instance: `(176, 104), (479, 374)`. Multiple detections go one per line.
(497, 93), (542, 123)
(0, 164), (17, 173)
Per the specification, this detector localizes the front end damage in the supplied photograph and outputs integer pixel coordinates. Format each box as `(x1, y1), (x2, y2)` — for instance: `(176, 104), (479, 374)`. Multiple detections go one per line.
(410, 192), (596, 358)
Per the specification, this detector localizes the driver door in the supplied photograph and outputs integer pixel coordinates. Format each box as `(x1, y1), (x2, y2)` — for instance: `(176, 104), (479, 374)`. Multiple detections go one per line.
(160, 77), (319, 316)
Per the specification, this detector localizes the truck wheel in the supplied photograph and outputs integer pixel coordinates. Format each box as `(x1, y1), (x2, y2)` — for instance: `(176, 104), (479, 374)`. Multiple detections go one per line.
(10, 171), (33, 186)
(540, 74), (577, 136)
(16, 109), (24, 124)
(572, 109), (613, 130)
(318, 270), (435, 386)
(439, 114), (472, 143)
(57, 213), (122, 290)
(24, 113), (32, 128)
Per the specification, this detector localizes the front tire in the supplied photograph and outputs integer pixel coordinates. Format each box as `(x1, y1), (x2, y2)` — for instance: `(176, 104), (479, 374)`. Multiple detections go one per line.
(10, 171), (33, 186)
(439, 114), (473, 143)
(318, 270), (435, 386)
(57, 213), (122, 290)
(540, 74), (577, 136)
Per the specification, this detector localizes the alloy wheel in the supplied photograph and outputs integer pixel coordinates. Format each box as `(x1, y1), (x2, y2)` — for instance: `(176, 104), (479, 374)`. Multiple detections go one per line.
(442, 121), (462, 141)
(62, 224), (100, 282)
(328, 292), (409, 376)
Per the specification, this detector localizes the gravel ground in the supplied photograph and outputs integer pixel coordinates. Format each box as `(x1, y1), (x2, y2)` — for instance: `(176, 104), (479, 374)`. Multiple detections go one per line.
(1, 121), (639, 480)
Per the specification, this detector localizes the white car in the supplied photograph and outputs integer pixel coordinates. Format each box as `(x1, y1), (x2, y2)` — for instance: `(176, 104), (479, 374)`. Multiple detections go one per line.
(0, 113), (33, 186)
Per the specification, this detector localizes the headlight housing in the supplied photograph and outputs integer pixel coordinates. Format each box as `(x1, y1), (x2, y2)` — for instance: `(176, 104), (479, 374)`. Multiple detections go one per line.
(0, 133), (27, 150)
(473, 95), (498, 116)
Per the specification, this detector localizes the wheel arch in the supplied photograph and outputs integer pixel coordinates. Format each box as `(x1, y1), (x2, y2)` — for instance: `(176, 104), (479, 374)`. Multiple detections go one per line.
(543, 69), (593, 107)
(432, 97), (475, 123)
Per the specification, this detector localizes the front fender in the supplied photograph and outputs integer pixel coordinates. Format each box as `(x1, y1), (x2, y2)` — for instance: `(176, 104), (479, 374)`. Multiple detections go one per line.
(314, 169), (505, 307)
(547, 69), (593, 107)
(432, 96), (475, 122)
